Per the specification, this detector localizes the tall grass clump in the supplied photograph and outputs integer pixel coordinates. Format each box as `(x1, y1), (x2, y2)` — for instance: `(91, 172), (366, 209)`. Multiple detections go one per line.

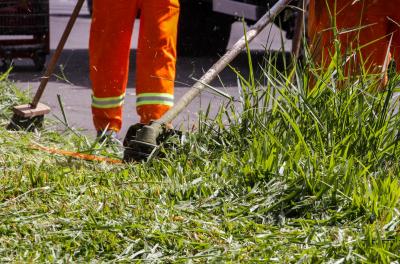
(161, 47), (400, 261)
(0, 45), (400, 261)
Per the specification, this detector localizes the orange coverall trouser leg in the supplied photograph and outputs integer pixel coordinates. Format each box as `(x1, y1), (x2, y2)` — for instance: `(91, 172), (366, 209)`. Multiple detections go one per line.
(308, 0), (400, 83)
(89, 0), (179, 132)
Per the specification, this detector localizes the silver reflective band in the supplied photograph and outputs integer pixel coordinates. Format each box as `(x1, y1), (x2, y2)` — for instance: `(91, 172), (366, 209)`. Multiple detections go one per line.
(136, 93), (174, 106)
(92, 93), (125, 109)
(137, 96), (174, 103)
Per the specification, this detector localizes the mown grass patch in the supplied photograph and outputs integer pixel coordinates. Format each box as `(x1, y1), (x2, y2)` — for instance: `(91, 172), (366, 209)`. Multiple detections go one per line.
(0, 51), (400, 262)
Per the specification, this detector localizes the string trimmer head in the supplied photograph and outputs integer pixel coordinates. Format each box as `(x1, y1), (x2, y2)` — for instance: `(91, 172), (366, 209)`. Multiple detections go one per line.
(123, 123), (182, 163)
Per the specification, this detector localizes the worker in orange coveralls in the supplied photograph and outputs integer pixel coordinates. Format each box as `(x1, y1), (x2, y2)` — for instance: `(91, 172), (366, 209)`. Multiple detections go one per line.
(89, 0), (179, 139)
(308, 0), (400, 88)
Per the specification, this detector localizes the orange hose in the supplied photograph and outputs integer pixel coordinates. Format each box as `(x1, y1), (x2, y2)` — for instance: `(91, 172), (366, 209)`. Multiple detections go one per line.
(30, 143), (123, 164)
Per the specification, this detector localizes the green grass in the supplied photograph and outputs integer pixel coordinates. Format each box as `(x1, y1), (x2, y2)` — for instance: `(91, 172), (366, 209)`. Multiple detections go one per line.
(0, 48), (400, 262)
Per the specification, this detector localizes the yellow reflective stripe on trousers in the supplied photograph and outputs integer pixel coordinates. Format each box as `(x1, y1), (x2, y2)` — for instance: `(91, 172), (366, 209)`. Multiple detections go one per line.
(136, 93), (174, 107)
(92, 93), (125, 109)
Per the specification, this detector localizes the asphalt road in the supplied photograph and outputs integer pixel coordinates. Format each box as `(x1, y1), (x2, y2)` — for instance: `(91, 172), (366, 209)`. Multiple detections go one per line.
(3, 0), (292, 137)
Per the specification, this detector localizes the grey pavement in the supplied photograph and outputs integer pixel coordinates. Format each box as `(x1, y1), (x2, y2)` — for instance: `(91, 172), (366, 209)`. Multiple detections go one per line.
(3, 0), (292, 137)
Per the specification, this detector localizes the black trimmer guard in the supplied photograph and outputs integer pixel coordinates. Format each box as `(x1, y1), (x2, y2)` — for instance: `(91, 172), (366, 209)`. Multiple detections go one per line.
(123, 123), (183, 163)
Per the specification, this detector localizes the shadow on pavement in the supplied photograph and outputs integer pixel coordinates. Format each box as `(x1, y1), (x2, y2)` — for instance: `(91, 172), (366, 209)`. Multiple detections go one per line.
(7, 49), (291, 88)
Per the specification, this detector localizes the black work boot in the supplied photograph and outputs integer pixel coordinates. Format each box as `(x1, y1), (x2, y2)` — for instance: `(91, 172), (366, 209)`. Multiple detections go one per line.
(96, 130), (121, 147)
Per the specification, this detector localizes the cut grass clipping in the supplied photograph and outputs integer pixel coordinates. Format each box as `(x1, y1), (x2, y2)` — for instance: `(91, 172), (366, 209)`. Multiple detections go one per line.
(1, 49), (400, 262)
